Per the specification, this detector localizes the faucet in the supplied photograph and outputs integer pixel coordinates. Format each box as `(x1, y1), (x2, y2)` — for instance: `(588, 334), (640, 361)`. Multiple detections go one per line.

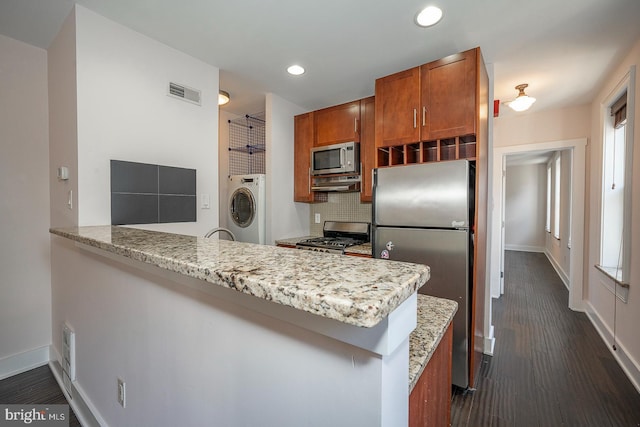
(204, 227), (236, 241)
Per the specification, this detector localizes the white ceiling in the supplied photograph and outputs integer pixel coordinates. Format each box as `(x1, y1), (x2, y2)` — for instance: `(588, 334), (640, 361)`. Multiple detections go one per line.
(1, 0), (639, 117)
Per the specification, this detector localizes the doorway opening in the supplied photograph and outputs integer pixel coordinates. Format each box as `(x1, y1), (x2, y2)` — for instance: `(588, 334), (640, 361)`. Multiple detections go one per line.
(485, 138), (587, 354)
(502, 149), (572, 294)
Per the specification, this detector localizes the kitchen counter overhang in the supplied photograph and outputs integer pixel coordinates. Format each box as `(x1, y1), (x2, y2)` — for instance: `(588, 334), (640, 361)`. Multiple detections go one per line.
(49, 226), (442, 426)
(50, 226), (429, 329)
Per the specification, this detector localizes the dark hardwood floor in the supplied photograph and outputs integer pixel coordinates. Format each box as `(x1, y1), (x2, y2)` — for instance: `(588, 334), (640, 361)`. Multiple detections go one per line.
(451, 250), (640, 426)
(0, 365), (81, 426)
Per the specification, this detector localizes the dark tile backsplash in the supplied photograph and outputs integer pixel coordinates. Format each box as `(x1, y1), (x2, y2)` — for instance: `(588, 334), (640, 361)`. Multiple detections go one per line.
(111, 193), (159, 225)
(110, 160), (196, 225)
(159, 195), (197, 223)
(110, 160), (159, 194)
(159, 165), (196, 195)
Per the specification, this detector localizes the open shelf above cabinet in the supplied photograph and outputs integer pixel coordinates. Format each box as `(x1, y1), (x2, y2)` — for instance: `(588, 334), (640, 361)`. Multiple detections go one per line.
(376, 134), (476, 167)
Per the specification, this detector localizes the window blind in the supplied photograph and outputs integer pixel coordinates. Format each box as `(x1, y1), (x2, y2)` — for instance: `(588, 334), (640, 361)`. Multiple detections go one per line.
(611, 90), (627, 128)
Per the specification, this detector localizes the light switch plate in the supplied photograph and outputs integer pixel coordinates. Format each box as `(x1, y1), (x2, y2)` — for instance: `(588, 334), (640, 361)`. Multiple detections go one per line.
(201, 194), (210, 209)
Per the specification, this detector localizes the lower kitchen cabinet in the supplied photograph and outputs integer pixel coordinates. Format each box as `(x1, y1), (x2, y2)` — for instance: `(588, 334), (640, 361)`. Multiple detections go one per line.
(409, 323), (453, 427)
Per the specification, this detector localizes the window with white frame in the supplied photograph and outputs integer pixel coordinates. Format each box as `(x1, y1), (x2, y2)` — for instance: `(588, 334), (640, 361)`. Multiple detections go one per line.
(599, 69), (634, 285)
(553, 155), (561, 239)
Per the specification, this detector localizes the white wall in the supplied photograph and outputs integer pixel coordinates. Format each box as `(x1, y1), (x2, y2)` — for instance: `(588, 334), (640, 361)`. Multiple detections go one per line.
(586, 38), (640, 390)
(504, 163), (546, 252)
(265, 93), (310, 244)
(73, 5), (219, 236)
(48, 8), (78, 229)
(494, 104), (591, 148)
(0, 34), (52, 377)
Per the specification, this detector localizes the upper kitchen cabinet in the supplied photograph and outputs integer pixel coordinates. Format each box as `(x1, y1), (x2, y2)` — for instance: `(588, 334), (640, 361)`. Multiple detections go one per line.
(421, 48), (476, 140)
(294, 113), (325, 203)
(360, 96), (375, 202)
(374, 67), (421, 148)
(314, 101), (361, 146)
(294, 96), (374, 204)
(375, 47), (484, 168)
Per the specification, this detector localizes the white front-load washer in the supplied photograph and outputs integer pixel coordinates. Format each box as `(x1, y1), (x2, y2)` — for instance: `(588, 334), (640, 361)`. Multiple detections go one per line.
(227, 174), (266, 244)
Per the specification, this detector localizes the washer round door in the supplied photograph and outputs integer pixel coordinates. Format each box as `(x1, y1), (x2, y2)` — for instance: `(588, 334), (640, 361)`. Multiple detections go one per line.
(230, 188), (255, 228)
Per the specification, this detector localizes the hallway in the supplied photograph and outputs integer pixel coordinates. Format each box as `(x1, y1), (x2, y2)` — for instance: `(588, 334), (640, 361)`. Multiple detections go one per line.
(451, 250), (640, 426)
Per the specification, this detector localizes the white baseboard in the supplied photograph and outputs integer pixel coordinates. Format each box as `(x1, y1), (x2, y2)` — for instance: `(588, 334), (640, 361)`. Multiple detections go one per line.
(483, 324), (495, 356)
(49, 358), (106, 427)
(0, 345), (50, 380)
(504, 244), (544, 253)
(585, 302), (640, 394)
(544, 250), (570, 290)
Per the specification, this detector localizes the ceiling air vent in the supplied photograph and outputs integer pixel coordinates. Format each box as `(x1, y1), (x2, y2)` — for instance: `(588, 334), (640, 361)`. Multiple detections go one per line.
(167, 82), (201, 106)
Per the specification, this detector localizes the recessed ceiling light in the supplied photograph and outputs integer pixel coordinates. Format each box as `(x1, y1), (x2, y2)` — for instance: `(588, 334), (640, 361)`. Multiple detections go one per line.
(415, 6), (443, 27)
(287, 65), (305, 76)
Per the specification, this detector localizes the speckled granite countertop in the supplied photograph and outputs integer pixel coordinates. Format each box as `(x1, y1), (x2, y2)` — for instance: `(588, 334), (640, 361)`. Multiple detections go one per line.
(275, 236), (372, 257)
(409, 295), (458, 392)
(274, 236), (316, 246)
(50, 226), (429, 328)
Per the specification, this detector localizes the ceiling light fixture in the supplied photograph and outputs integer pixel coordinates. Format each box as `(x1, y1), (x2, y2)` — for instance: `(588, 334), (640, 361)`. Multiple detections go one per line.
(415, 6), (443, 27)
(218, 90), (230, 106)
(287, 65), (305, 76)
(508, 84), (536, 112)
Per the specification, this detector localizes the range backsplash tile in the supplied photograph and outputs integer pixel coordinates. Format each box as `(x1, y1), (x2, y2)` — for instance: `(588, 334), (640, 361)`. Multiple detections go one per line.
(310, 192), (372, 236)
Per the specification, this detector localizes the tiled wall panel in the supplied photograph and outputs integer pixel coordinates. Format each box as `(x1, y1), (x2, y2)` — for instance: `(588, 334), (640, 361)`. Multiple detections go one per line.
(111, 160), (196, 225)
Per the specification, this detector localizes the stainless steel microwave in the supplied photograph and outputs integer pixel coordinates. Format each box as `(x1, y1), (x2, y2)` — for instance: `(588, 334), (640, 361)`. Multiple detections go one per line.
(311, 142), (360, 175)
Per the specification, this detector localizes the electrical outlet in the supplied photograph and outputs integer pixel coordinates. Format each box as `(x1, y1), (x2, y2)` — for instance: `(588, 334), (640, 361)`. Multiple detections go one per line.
(117, 378), (126, 408)
(314, 213), (321, 224)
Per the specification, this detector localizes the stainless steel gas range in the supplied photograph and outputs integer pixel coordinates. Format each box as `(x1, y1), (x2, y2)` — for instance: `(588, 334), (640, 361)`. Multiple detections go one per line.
(296, 221), (370, 254)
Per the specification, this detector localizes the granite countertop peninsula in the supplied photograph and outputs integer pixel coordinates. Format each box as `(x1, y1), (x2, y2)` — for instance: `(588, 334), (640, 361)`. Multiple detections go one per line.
(409, 294), (458, 392)
(50, 226), (429, 328)
(275, 236), (373, 257)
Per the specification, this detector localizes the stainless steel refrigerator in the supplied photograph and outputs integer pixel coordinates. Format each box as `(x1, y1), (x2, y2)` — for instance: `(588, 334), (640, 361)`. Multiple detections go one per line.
(372, 160), (474, 389)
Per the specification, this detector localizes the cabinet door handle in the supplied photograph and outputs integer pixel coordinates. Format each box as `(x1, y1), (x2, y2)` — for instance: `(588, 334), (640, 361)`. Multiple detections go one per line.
(422, 106), (426, 127)
(308, 167), (311, 194)
(413, 108), (417, 128)
(354, 118), (358, 134)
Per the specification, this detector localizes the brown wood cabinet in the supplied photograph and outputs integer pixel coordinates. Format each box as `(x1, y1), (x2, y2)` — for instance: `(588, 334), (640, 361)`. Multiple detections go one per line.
(359, 96), (375, 202)
(314, 100), (361, 146)
(374, 67), (421, 148)
(409, 323), (453, 427)
(294, 113), (326, 203)
(421, 48), (477, 140)
(294, 96), (375, 203)
(375, 47), (481, 168)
